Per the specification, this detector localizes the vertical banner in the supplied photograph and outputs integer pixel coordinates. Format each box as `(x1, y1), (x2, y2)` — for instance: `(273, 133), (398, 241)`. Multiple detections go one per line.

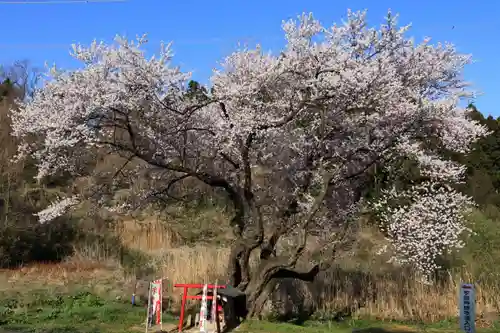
(146, 279), (163, 329)
(152, 279), (163, 326)
(459, 283), (476, 333)
(211, 282), (218, 324)
(199, 284), (208, 333)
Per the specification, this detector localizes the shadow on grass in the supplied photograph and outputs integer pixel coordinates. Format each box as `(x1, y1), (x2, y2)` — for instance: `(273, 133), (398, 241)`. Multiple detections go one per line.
(352, 329), (416, 333)
(233, 320), (424, 333)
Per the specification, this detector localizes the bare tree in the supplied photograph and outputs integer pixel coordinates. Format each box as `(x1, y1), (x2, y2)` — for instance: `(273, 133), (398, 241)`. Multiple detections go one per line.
(0, 60), (40, 100)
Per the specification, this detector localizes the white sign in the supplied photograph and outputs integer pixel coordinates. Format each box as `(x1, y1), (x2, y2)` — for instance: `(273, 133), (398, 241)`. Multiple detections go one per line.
(199, 284), (208, 333)
(145, 279), (163, 333)
(459, 283), (476, 333)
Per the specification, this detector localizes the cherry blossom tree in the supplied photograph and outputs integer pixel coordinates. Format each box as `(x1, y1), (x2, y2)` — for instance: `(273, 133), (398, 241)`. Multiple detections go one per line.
(10, 10), (487, 316)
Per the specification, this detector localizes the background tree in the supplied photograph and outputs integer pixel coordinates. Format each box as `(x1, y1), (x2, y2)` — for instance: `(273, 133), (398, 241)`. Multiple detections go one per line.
(10, 10), (486, 316)
(459, 105), (500, 205)
(0, 61), (76, 267)
(0, 60), (40, 100)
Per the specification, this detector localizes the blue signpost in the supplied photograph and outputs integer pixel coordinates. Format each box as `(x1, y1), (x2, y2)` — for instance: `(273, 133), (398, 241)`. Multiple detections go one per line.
(459, 283), (476, 333)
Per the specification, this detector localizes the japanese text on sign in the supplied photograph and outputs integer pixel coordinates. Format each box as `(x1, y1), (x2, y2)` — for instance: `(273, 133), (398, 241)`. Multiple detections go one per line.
(459, 283), (475, 333)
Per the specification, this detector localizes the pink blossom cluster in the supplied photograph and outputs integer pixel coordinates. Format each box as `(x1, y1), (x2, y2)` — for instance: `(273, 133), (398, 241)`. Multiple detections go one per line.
(10, 10), (488, 274)
(372, 182), (473, 276)
(36, 195), (79, 224)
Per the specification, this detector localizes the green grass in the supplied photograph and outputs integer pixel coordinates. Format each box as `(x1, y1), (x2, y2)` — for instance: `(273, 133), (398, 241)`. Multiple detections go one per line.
(0, 289), (174, 333)
(237, 319), (500, 333)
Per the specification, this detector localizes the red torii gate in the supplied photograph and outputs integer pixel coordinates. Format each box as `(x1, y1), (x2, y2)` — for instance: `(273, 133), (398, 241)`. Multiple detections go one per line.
(174, 283), (226, 332)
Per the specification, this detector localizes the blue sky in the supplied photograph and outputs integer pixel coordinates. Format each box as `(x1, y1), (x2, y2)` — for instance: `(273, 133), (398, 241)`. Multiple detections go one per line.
(1, 0), (499, 115)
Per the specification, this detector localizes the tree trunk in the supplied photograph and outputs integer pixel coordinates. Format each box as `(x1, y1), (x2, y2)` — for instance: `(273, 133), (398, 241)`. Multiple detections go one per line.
(227, 248), (321, 320)
(245, 278), (278, 318)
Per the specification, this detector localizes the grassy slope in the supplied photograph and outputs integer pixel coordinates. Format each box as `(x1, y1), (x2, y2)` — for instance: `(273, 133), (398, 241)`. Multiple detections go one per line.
(1, 207), (500, 332)
(0, 288), (498, 333)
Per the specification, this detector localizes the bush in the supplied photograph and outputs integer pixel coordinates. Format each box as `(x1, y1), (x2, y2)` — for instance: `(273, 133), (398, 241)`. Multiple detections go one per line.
(0, 218), (77, 268)
(435, 205), (500, 282)
(461, 206), (500, 276)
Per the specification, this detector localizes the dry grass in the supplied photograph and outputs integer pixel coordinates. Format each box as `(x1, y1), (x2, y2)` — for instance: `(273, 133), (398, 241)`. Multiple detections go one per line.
(318, 269), (500, 323)
(1, 218), (499, 327)
(115, 218), (179, 251)
(0, 260), (130, 302)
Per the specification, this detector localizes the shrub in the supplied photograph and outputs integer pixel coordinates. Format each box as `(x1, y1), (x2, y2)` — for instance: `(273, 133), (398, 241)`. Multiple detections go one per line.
(0, 218), (77, 268)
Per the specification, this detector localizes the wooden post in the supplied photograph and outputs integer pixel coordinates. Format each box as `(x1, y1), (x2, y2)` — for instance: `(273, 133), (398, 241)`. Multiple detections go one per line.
(215, 298), (221, 333)
(145, 282), (152, 333)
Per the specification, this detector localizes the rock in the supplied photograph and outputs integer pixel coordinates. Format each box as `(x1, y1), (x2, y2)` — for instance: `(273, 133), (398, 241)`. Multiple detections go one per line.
(261, 278), (316, 320)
